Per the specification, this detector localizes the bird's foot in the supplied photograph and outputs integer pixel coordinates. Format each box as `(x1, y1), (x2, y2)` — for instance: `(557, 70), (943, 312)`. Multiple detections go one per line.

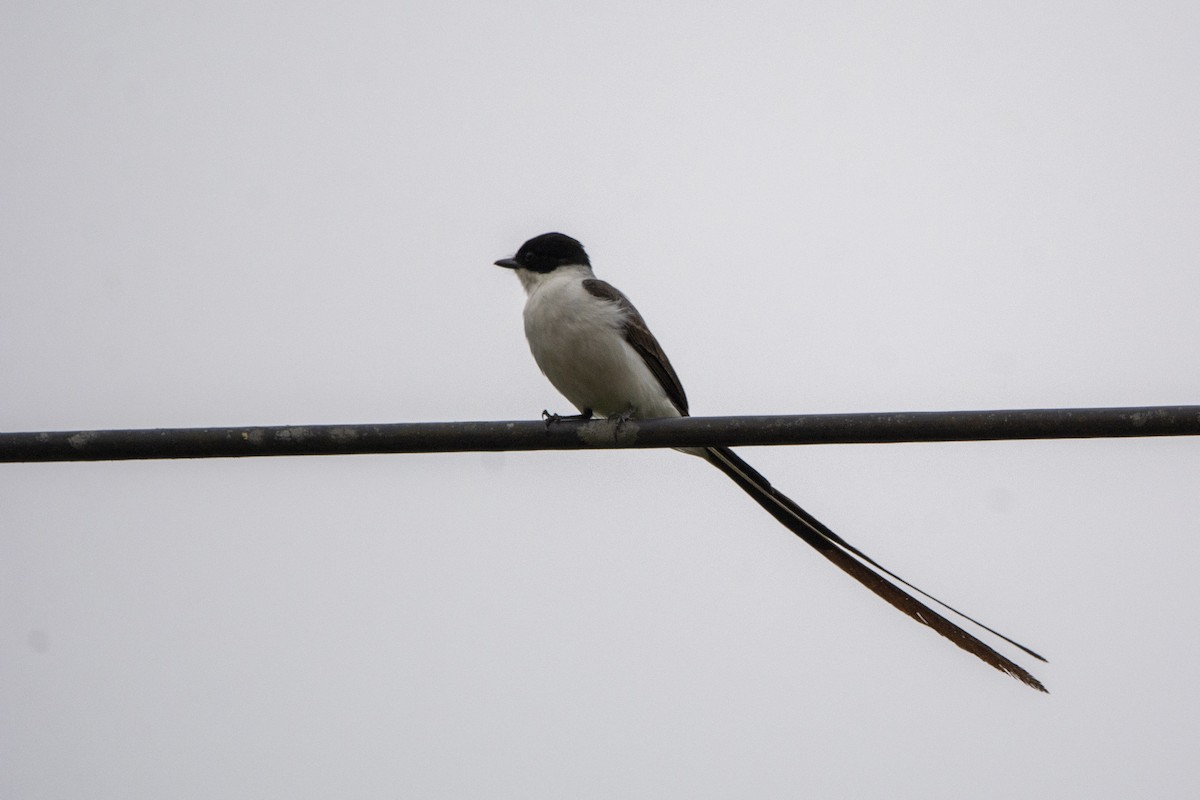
(542, 409), (593, 428)
(608, 408), (636, 431)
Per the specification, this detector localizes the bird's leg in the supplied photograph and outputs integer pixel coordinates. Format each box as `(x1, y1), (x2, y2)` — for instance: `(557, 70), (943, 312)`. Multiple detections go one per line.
(542, 408), (593, 428)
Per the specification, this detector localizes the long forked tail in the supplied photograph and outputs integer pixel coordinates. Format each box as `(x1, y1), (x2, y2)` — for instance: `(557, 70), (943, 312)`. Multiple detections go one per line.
(703, 446), (1047, 693)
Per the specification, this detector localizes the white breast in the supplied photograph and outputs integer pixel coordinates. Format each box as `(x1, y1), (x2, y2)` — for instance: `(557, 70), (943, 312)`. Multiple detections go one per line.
(519, 266), (682, 420)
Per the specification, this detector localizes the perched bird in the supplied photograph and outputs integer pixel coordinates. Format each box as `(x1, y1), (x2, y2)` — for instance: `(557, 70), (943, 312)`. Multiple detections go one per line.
(495, 232), (1046, 691)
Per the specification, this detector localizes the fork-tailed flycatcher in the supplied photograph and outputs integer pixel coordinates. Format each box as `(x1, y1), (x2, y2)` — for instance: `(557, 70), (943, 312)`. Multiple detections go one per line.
(495, 232), (1047, 692)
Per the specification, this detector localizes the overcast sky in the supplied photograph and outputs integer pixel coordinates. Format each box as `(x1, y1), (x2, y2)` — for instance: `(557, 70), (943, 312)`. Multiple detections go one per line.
(3, 3), (1199, 798)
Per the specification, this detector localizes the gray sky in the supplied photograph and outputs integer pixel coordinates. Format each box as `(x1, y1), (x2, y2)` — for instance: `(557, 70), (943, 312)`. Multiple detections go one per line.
(3, 2), (1199, 798)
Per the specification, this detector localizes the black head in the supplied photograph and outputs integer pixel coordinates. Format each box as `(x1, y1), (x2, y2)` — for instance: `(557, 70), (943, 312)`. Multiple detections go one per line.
(495, 232), (590, 273)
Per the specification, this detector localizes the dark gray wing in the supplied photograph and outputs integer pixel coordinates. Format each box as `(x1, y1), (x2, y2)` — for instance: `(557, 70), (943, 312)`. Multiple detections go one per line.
(583, 278), (689, 416)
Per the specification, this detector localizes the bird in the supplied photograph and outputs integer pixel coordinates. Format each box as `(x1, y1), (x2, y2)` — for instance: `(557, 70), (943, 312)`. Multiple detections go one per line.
(495, 231), (1047, 692)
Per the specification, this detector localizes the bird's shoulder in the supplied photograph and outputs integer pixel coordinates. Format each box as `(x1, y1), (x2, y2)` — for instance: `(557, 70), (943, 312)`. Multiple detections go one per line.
(582, 278), (689, 415)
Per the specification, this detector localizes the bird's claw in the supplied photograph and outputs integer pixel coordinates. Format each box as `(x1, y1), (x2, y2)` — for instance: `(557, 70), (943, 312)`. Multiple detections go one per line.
(541, 409), (592, 428)
(609, 408), (636, 430)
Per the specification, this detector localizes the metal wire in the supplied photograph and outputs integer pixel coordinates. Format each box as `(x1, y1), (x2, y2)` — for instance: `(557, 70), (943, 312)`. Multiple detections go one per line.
(2, 405), (1197, 463)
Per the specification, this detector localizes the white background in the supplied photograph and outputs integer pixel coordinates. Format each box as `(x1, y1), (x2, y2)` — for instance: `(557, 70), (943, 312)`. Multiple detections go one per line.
(3, 3), (1199, 798)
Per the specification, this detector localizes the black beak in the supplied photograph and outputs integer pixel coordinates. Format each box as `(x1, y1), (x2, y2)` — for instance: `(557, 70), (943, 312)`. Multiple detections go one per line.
(494, 257), (520, 269)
